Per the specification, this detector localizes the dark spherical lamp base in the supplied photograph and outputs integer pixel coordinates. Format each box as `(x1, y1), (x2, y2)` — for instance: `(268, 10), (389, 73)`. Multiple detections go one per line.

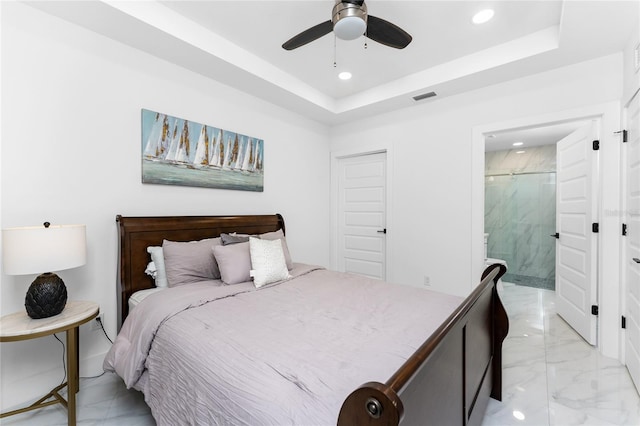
(24, 272), (68, 319)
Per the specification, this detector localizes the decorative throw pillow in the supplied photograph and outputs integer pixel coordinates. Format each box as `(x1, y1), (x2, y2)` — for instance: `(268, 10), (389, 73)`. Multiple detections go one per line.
(162, 237), (222, 287)
(213, 242), (252, 284)
(249, 237), (291, 288)
(221, 233), (250, 246)
(146, 246), (168, 287)
(259, 229), (293, 270)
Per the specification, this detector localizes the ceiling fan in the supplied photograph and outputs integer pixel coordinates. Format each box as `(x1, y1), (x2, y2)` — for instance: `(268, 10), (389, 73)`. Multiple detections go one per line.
(282, 0), (412, 51)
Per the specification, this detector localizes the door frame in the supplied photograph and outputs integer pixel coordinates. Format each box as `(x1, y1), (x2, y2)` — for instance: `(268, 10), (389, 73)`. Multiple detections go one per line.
(472, 101), (622, 359)
(330, 142), (394, 283)
(621, 88), (640, 371)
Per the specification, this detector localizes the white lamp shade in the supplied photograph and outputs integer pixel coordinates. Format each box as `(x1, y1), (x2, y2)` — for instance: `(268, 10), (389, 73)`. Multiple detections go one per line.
(334, 16), (366, 40)
(2, 224), (86, 275)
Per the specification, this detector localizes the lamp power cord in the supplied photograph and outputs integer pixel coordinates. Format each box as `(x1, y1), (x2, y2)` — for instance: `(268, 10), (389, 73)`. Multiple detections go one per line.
(52, 316), (115, 383)
(96, 316), (113, 344)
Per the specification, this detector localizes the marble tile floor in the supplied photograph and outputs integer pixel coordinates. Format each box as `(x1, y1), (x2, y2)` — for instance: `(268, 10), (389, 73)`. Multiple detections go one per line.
(3, 283), (639, 425)
(483, 283), (640, 426)
(0, 372), (154, 426)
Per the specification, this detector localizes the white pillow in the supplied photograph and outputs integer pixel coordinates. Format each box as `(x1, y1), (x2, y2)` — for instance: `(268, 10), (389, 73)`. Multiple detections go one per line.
(259, 229), (293, 270)
(147, 246), (168, 288)
(249, 237), (290, 288)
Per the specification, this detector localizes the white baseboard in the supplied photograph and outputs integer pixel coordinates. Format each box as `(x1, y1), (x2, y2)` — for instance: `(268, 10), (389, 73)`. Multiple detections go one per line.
(80, 351), (109, 378)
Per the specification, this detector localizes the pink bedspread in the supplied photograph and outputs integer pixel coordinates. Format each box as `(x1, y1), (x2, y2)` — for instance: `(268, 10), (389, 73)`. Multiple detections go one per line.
(104, 264), (463, 425)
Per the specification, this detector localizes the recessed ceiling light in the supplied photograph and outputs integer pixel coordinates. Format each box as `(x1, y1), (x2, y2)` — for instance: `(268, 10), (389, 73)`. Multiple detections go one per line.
(516, 150), (526, 154)
(513, 411), (526, 421)
(338, 71), (352, 80)
(473, 9), (494, 24)
(513, 142), (524, 146)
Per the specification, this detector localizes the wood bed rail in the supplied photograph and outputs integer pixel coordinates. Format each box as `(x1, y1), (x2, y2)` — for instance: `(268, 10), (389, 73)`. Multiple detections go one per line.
(338, 263), (508, 426)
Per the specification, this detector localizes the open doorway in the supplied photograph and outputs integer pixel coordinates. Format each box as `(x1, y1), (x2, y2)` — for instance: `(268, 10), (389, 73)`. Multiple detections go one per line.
(472, 101), (621, 357)
(484, 120), (589, 291)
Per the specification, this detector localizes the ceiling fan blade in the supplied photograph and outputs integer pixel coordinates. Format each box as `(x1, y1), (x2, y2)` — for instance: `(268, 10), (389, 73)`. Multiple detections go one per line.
(282, 20), (333, 50)
(366, 15), (412, 49)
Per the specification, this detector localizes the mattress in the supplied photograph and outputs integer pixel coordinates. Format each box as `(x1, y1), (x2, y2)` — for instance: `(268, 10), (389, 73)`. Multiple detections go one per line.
(127, 287), (166, 313)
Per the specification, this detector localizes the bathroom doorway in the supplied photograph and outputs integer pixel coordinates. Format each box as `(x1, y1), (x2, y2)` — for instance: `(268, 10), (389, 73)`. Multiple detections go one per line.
(484, 120), (589, 291)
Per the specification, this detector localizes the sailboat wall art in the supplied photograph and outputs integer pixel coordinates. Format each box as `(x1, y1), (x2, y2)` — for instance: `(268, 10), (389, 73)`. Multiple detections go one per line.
(141, 109), (264, 192)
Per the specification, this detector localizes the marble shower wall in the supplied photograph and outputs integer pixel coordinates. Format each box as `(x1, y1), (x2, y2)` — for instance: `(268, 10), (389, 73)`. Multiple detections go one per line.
(485, 145), (556, 288)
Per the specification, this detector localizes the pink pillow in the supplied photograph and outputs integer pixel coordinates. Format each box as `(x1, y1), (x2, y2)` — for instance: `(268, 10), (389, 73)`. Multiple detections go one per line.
(213, 242), (252, 284)
(162, 238), (221, 287)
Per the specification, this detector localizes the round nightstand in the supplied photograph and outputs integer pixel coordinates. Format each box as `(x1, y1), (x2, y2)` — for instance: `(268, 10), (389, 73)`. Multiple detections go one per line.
(0, 301), (99, 426)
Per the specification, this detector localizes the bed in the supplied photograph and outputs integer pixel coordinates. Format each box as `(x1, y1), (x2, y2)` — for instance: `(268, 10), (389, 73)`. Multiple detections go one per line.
(105, 214), (508, 425)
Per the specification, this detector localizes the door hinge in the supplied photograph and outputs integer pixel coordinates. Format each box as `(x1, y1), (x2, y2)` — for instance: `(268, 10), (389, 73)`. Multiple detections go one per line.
(593, 140), (600, 150)
(592, 223), (599, 233)
(622, 316), (627, 329)
(614, 129), (628, 142)
(592, 305), (599, 316)
(623, 223), (628, 236)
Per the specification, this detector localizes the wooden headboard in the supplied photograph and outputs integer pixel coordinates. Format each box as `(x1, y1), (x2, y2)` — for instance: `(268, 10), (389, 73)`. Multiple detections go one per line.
(116, 214), (285, 330)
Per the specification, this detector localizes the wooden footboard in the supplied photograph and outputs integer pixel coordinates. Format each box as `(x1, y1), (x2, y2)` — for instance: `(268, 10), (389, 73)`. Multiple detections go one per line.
(338, 263), (508, 426)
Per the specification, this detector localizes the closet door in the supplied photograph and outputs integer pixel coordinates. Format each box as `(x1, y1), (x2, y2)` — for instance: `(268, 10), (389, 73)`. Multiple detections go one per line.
(336, 152), (387, 280)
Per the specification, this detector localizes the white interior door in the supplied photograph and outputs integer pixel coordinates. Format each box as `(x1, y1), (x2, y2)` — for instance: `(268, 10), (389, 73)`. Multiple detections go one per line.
(337, 152), (387, 280)
(625, 92), (640, 392)
(555, 122), (598, 345)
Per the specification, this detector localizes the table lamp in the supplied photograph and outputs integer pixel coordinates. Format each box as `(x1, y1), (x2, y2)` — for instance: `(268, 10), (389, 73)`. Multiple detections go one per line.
(2, 222), (86, 319)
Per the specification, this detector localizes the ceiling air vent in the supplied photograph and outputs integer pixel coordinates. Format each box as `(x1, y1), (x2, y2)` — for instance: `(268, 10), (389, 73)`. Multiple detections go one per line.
(413, 91), (437, 101)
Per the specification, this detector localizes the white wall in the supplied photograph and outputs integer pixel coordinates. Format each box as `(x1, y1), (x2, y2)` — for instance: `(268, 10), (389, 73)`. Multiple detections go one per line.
(0, 3), (330, 409)
(330, 54), (623, 301)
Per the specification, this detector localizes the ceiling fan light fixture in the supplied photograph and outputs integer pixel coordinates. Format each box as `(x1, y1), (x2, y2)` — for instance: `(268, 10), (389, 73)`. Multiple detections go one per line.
(334, 16), (367, 40)
(338, 71), (352, 80)
(282, 0), (411, 50)
(332, 1), (368, 40)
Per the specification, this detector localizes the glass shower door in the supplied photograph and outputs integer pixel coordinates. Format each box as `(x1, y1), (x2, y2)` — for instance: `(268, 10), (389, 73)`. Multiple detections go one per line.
(485, 172), (556, 289)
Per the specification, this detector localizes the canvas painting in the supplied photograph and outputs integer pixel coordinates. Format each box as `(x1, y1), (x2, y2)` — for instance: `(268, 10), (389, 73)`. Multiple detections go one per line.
(141, 109), (264, 192)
